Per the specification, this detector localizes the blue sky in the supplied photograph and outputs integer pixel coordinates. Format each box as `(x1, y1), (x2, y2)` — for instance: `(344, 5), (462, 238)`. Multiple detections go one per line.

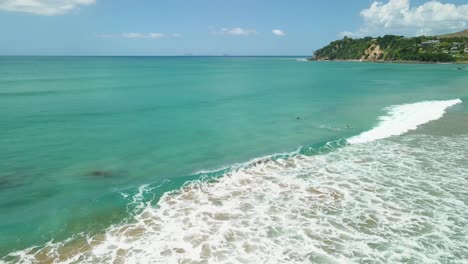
(0, 0), (467, 55)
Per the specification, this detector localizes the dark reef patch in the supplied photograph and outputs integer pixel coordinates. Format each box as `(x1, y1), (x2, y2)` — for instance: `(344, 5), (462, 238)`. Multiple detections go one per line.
(89, 170), (114, 178)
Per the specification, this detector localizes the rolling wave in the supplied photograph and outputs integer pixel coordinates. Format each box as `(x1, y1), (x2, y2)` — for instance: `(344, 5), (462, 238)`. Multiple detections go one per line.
(348, 99), (462, 144)
(2, 99), (466, 263)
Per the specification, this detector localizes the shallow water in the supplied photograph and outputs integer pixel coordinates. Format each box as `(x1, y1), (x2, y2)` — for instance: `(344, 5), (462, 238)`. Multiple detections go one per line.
(4, 131), (468, 263)
(0, 57), (467, 262)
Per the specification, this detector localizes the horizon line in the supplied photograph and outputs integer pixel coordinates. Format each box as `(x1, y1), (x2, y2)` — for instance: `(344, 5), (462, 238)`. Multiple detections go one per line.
(0, 55), (311, 57)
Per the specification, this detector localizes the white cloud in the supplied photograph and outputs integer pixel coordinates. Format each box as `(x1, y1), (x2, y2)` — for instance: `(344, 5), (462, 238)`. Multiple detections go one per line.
(122, 33), (165, 39)
(101, 32), (181, 39)
(100, 34), (113, 38)
(0, 0), (95, 15)
(272, 29), (286, 36)
(341, 0), (468, 37)
(211, 27), (257, 36)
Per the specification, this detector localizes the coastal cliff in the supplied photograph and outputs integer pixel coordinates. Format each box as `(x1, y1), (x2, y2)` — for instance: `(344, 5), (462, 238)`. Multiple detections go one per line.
(311, 30), (468, 63)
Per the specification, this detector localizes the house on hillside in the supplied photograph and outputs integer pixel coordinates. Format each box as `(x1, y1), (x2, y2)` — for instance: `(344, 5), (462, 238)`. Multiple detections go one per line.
(450, 46), (460, 53)
(421, 40), (440, 46)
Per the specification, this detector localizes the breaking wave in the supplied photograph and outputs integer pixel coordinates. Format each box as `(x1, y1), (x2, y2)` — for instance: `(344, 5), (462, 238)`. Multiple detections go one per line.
(347, 99), (462, 144)
(2, 99), (467, 264)
(3, 134), (468, 263)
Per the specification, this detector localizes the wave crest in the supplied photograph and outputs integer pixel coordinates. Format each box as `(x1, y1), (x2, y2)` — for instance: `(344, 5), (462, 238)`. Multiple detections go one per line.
(347, 99), (462, 144)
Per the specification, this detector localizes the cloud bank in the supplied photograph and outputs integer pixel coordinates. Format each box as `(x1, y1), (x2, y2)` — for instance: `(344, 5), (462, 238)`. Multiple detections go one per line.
(272, 29), (286, 36)
(122, 33), (165, 39)
(101, 32), (181, 39)
(341, 0), (468, 37)
(0, 0), (96, 15)
(211, 27), (257, 36)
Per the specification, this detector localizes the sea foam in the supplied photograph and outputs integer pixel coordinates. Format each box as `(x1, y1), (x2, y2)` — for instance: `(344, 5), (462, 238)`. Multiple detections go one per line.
(2, 99), (466, 264)
(3, 134), (468, 264)
(347, 99), (462, 144)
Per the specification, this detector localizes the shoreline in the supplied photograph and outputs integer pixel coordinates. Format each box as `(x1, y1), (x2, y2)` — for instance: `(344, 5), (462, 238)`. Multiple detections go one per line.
(308, 58), (468, 65)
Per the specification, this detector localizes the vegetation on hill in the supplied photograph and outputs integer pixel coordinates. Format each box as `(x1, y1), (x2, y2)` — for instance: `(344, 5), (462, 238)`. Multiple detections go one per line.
(437, 29), (468, 39)
(313, 31), (468, 63)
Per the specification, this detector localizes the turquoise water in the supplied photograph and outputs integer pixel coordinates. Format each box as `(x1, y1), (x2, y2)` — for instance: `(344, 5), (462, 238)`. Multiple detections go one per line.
(0, 57), (467, 261)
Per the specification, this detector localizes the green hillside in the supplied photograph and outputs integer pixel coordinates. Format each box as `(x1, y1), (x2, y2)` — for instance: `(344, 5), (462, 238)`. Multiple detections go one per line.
(437, 29), (468, 39)
(313, 31), (468, 63)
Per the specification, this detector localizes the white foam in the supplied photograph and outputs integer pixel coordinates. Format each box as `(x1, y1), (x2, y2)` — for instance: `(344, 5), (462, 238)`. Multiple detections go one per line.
(347, 99), (462, 144)
(4, 134), (468, 264)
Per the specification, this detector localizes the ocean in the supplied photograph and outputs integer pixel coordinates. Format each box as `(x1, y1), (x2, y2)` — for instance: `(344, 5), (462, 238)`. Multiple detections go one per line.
(0, 57), (467, 263)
